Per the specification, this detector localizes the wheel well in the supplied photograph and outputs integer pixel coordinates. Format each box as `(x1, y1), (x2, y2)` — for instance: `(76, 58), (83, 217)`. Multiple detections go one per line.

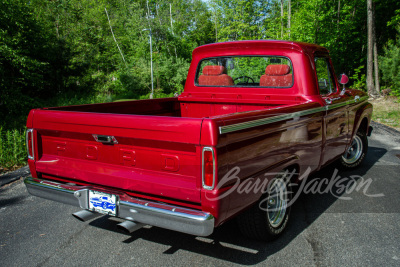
(358, 117), (369, 134)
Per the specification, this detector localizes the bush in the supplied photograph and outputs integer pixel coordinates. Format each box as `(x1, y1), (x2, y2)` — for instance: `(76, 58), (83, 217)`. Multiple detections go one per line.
(0, 127), (26, 170)
(380, 28), (400, 97)
(350, 65), (366, 91)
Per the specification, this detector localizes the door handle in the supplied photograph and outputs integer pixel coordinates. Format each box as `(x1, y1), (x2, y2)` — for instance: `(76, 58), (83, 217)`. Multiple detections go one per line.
(92, 134), (118, 144)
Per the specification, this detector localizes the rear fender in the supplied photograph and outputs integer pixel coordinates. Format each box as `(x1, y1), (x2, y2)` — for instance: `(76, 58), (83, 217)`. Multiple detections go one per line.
(351, 102), (373, 140)
(208, 155), (300, 226)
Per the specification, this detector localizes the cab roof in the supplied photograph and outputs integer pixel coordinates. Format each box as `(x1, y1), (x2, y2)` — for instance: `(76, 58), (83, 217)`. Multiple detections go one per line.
(193, 40), (329, 57)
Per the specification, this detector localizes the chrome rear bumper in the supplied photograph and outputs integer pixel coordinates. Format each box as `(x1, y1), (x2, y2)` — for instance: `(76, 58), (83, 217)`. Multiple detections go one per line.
(24, 177), (214, 236)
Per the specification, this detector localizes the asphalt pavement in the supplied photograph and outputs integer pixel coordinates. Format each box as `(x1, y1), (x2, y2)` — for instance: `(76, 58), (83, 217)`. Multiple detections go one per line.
(0, 121), (399, 266)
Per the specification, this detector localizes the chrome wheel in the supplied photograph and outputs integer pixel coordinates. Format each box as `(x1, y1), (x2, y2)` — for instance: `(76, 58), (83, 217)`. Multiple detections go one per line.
(267, 178), (288, 228)
(342, 135), (363, 164)
(237, 169), (293, 241)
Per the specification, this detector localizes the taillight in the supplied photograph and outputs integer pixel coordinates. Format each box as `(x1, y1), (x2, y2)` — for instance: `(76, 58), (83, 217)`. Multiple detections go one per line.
(202, 147), (215, 190)
(26, 129), (34, 160)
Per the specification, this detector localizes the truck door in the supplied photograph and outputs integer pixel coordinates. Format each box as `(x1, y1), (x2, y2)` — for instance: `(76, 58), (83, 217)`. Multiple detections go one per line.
(314, 56), (350, 166)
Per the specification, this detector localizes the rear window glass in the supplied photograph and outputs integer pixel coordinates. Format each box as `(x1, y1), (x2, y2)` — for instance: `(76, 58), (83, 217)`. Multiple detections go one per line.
(195, 56), (293, 88)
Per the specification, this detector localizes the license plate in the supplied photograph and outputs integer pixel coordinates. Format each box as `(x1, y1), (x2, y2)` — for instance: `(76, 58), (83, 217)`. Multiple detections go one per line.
(88, 190), (118, 216)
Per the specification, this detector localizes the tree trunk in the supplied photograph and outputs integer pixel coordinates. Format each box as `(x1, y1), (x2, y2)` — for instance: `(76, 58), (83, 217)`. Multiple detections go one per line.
(288, 0), (291, 38)
(314, 4), (321, 44)
(366, 0), (375, 96)
(215, 13), (218, 42)
(169, 3), (177, 59)
(170, 3), (174, 35)
(280, 0), (284, 39)
(372, 2), (380, 95)
(337, 0), (340, 31)
(55, 14), (60, 39)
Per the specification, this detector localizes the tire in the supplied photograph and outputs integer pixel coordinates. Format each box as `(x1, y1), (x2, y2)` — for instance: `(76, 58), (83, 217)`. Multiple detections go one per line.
(339, 131), (368, 169)
(237, 170), (292, 241)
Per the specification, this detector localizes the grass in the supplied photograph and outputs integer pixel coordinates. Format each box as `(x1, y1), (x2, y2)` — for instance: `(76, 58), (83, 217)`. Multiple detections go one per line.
(0, 127), (27, 173)
(370, 96), (400, 131)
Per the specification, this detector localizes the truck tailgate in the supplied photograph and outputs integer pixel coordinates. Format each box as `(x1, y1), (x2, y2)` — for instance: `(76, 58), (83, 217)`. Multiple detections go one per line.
(32, 110), (203, 203)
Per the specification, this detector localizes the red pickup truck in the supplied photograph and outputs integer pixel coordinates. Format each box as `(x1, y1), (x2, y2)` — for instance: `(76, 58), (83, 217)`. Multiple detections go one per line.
(24, 40), (372, 241)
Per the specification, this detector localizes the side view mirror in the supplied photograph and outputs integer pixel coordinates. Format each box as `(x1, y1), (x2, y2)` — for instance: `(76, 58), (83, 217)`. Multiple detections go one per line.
(338, 73), (349, 85)
(338, 74), (349, 94)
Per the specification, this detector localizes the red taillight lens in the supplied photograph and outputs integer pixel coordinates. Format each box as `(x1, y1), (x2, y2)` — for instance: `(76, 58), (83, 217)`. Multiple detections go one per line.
(26, 129), (34, 160)
(203, 148), (215, 189)
(28, 137), (33, 156)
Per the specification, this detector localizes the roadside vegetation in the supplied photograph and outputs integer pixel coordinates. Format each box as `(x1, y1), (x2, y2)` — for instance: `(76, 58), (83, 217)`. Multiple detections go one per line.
(370, 97), (400, 131)
(1, 0), (400, 172)
(0, 128), (26, 172)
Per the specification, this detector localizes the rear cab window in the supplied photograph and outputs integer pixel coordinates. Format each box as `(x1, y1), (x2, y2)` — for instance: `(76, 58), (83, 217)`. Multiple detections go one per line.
(195, 56), (293, 88)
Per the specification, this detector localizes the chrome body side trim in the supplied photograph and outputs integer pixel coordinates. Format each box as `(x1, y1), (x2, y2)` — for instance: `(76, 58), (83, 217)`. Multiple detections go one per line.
(219, 106), (326, 134)
(24, 177), (214, 236)
(219, 96), (369, 134)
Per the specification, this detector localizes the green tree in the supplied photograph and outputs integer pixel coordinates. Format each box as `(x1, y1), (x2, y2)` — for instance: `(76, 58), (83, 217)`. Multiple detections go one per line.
(379, 28), (400, 96)
(0, 0), (68, 128)
(210, 0), (268, 41)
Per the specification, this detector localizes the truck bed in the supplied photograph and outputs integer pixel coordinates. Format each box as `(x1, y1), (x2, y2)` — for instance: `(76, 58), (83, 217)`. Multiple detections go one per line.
(29, 96), (304, 207)
(47, 95), (300, 118)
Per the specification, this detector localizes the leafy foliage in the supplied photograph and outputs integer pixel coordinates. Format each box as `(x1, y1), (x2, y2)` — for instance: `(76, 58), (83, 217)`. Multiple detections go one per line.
(350, 65), (366, 91)
(0, 0), (212, 129)
(210, 0), (400, 90)
(0, 0), (67, 129)
(0, 127), (26, 170)
(379, 28), (400, 96)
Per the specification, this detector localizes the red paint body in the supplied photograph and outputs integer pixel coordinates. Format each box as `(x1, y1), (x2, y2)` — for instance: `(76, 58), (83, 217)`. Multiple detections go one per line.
(26, 41), (372, 227)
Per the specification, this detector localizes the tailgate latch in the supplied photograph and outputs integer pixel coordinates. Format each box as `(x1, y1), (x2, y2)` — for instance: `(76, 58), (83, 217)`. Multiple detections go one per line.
(92, 134), (118, 145)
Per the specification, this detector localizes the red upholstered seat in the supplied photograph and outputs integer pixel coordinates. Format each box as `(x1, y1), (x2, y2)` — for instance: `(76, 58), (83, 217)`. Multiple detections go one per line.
(198, 66), (234, 86)
(260, 64), (292, 87)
